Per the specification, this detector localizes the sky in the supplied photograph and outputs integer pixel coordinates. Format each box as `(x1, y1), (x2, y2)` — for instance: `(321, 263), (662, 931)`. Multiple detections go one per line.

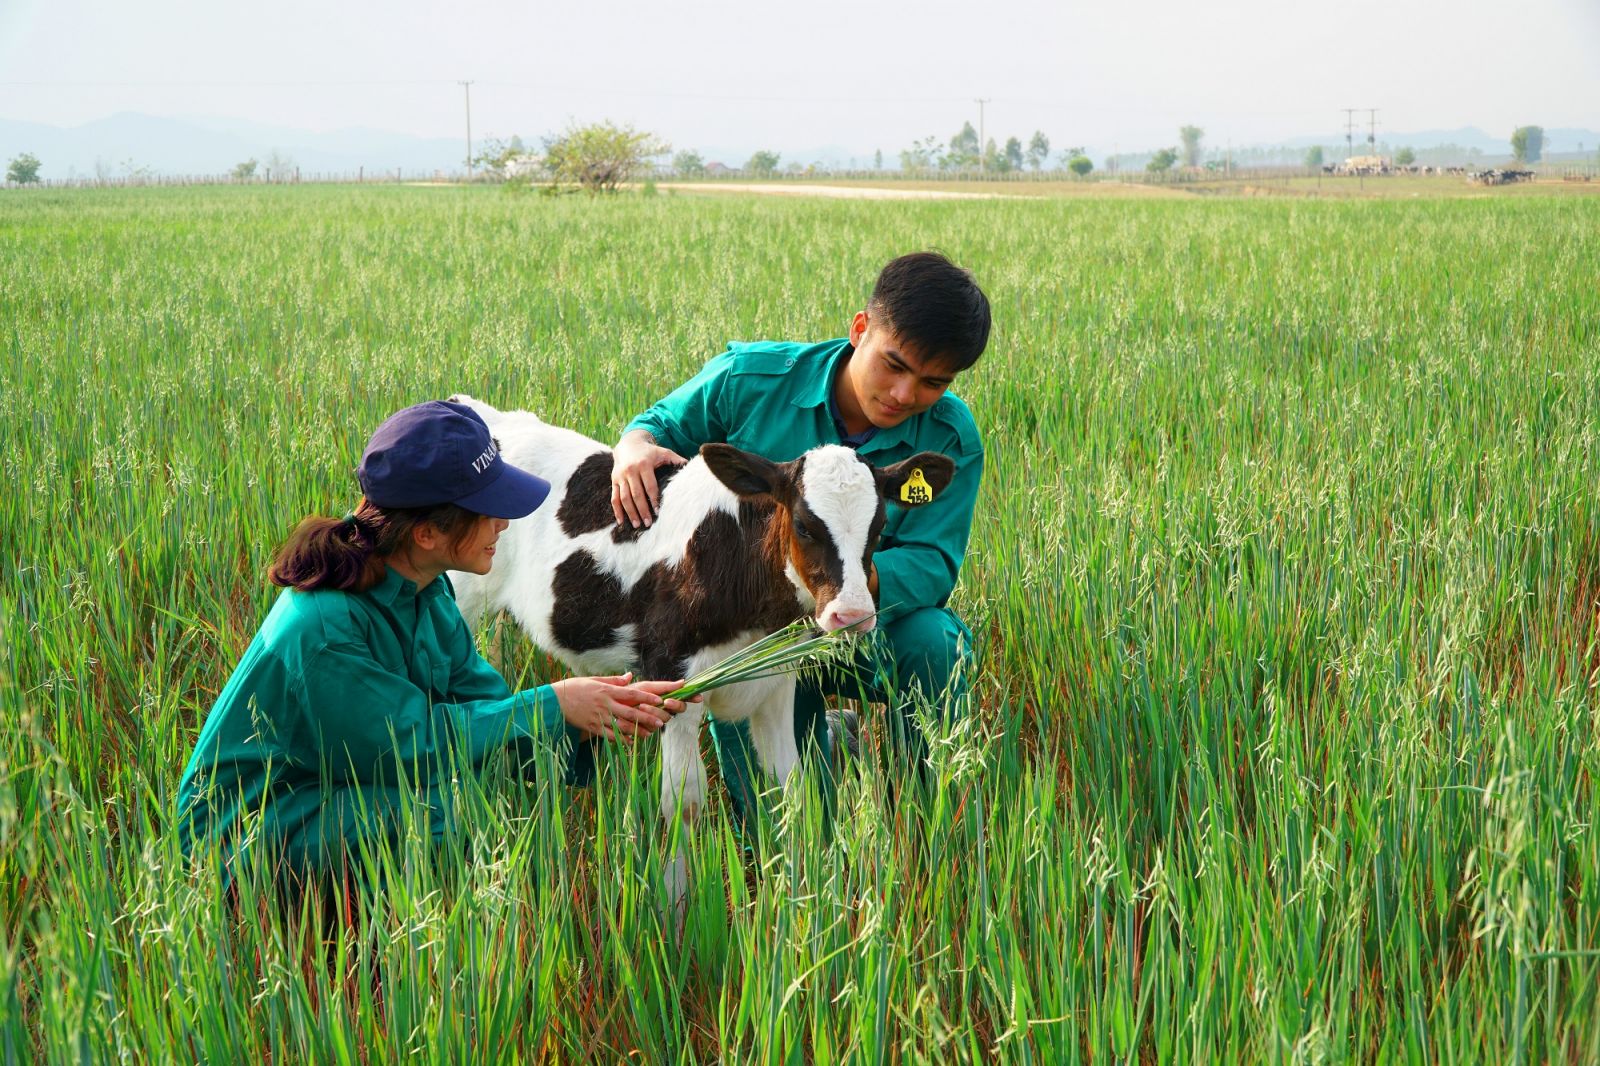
(2, 0), (1597, 159)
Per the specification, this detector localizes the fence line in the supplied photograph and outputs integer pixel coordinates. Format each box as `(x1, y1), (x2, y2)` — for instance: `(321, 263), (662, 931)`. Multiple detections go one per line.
(6, 162), (1599, 191)
(660, 163), (1600, 186)
(5, 168), (466, 190)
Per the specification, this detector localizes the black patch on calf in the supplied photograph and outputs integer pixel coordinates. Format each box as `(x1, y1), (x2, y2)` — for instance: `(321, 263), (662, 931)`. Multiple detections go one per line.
(555, 450), (683, 542)
(865, 511), (886, 575)
(550, 550), (628, 652)
(788, 499), (847, 608)
(678, 510), (775, 637)
(632, 504), (803, 679)
(556, 452), (617, 537)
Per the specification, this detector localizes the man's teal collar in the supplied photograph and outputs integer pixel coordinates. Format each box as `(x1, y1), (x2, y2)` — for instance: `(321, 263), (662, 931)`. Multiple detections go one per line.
(789, 338), (852, 411)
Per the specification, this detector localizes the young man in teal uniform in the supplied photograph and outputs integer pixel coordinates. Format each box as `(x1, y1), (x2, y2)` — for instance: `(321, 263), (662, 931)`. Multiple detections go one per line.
(609, 251), (990, 820)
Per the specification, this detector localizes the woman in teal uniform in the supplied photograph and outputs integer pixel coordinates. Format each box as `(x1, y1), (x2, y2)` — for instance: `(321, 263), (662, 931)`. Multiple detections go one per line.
(177, 399), (690, 887)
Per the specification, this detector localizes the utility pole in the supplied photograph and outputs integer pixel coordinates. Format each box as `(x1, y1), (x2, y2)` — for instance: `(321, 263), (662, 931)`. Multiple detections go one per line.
(975, 98), (991, 173)
(1367, 108), (1379, 159)
(1341, 108), (1358, 163)
(460, 80), (474, 180)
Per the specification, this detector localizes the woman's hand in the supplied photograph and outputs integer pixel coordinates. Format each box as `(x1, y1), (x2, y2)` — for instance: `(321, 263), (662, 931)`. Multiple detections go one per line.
(551, 673), (695, 742)
(611, 429), (688, 529)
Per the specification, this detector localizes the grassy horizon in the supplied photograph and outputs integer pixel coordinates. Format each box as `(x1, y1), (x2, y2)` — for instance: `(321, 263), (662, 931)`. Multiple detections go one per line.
(4, 184), (1599, 1061)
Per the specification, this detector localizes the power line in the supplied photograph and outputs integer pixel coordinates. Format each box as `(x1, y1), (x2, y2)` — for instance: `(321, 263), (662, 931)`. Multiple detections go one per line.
(0, 79), (456, 88)
(0, 78), (981, 106)
(460, 80), (474, 177)
(1340, 108), (1380, 161)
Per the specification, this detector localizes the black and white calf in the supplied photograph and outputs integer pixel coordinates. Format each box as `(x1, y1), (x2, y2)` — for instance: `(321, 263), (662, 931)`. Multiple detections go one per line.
(444, 395), (954, 822)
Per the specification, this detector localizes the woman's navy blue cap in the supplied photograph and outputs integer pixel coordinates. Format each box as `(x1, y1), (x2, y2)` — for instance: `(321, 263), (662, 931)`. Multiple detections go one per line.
(357, 401), (550, 519)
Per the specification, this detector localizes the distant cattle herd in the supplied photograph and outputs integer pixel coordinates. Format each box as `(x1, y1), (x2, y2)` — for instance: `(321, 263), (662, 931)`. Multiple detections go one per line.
(1320, 159), (1537, 185)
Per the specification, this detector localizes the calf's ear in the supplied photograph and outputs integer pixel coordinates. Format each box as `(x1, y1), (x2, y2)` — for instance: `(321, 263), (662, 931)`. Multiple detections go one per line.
(876, 452), (955, 508)
(701, 444), (793, 501)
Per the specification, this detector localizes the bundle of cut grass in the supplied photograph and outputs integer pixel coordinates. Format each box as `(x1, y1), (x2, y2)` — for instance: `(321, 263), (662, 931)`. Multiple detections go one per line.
(664, 616), (873, 701)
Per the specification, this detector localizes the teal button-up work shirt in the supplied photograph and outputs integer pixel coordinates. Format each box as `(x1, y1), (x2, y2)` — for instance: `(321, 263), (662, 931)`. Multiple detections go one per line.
(624, 338), (984, 624)
(176, 565), (590, 879)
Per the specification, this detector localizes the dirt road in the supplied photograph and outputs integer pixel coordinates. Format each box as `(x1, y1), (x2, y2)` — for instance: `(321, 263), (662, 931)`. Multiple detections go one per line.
(653, 182), (1022, 200)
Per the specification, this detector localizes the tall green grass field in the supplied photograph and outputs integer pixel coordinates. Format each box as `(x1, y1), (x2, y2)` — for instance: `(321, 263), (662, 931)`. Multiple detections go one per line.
(3, 185), (1599, 1061)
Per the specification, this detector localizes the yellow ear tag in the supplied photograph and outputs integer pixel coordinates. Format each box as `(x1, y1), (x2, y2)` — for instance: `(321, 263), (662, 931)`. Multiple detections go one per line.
(900, 468), (934, 505)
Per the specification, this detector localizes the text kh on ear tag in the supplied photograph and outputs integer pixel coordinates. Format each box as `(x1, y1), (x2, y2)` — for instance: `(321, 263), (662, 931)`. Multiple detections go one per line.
(900, 468), (934, 505)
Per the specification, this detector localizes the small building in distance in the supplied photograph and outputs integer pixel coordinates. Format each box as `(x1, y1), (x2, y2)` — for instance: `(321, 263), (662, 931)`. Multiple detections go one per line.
(504, 154), (544, 179)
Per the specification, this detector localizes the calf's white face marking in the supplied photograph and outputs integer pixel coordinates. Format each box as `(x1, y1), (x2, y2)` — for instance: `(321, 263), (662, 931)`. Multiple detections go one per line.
(794, 446), (879, 633)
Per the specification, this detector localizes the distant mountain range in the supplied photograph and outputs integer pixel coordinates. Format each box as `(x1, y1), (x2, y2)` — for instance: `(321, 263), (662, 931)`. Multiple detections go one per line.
(3, 113), (1596, 179)
(0, 113), (468, 178)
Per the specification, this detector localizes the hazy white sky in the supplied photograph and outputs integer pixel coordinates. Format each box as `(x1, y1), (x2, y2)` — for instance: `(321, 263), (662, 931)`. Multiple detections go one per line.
(3, 0), (1597, 155)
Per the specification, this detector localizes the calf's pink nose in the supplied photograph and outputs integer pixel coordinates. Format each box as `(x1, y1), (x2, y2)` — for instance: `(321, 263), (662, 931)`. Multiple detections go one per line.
(820, 609), (875, 634)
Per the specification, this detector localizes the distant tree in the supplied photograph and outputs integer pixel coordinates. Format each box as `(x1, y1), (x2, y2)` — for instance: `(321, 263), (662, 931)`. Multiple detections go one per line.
(983, 139), (1010, 173)
(1510, 125), (1544, 164)
(1146, 147), (1179, 173)
(899, 135), (941, 171)
(6, 153), (41, 184)
(874, 148), (883, 170)
(1059, 145), (1086, 167)
(93, 157), (113, 183)
(120, 158), (155, 182)
(1178, 126), (1204, 167)
(946, 121), (980, 170)
(1002, 136), (1025, 172)
(1026, 131), (1050, 170)
(231, 158), (258, 181)
(1067, 154), (1093, 177)
(1394, 146), (1416, 166)
(264, 149), (295, 182)
(542, 122), (667, 193)
(1304, 145), (1324, 168)
(472, 137), (534, 178)
(745, 149), (781, 176)
(672, 149), (706, 177)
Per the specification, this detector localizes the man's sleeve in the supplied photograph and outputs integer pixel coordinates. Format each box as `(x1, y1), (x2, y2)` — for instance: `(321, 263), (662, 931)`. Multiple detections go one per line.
(295, 640), (571, 786)
(874, 437), (984, 626)
(621, 349), (737, 456)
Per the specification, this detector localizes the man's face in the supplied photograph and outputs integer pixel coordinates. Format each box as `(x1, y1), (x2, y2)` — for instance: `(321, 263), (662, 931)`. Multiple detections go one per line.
(845, 311), (958, 429)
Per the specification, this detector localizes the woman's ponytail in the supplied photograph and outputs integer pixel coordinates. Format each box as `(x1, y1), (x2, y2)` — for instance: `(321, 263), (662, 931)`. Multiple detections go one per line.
(268, 507), (384, 591)
(267, 499), (480, 592)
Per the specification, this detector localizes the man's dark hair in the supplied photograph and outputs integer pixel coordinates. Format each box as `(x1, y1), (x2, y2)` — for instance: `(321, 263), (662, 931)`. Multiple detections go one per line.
(867, 251), (991, 372)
